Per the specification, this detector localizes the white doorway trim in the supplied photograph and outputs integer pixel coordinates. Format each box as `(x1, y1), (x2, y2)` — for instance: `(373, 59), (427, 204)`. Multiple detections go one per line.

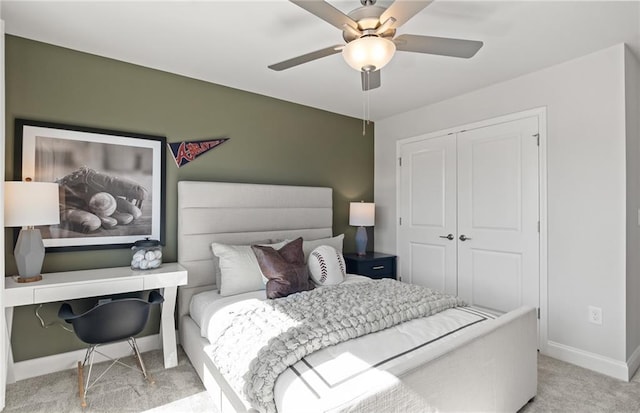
(395, 107), (548, 350)
(1, 18), (7, 411)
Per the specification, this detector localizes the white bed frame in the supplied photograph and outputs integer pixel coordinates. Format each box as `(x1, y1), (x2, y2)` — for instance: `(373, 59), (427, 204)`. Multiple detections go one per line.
(177, 181), (537, 412)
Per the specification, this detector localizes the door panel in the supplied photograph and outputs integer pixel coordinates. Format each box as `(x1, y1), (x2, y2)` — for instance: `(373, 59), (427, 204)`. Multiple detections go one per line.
(457, 117), (539, 313)
(409, 242), (446, 291)
(470, 249), (522, 312)
(398, 135), (457, 295)
(411, 150), (446, 227)
(470, 136), (521, 230)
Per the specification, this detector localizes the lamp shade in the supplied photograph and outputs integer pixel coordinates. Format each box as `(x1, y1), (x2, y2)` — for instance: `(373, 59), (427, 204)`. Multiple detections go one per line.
(349, 202), (375, 227)
(342, 36), (396, 72)
(4, 181), (60, 227)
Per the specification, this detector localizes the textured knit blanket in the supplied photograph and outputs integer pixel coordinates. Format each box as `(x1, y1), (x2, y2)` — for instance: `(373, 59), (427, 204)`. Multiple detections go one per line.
(209, 279), (465, 413)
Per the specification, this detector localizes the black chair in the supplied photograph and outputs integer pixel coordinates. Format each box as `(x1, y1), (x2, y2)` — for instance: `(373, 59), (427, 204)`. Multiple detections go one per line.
(58, 290), (164, 407)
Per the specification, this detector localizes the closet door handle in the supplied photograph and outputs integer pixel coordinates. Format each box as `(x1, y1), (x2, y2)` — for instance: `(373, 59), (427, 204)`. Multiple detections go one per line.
(439, 234), (454, 240)
(459, 234), (472, 242)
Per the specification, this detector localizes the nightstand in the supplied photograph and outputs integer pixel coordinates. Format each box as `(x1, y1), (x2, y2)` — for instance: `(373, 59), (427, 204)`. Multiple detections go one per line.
(343, 252), (397, 280)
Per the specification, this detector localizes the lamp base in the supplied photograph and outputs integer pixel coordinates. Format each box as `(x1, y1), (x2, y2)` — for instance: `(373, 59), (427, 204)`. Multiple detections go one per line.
(14, 274), (43, 283)
(14, 228), (46, 280)
(355, 226), (368, 256)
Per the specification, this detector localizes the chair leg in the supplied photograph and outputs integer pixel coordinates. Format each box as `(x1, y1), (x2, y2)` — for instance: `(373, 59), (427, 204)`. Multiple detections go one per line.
(76, 339), (155, 408)
(84, 345), (98, 400)
(77, 345), (94, 408)
(77, 361), (86, 408)
(130, 337), (154, 384)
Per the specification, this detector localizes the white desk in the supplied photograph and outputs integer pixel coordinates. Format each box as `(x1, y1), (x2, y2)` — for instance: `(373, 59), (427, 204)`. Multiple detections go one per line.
(4, 263), (187, 383)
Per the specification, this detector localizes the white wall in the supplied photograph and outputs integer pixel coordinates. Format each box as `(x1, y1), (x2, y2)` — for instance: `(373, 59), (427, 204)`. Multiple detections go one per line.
(626, 47), (640, 363)
(375, 44), (630, 375)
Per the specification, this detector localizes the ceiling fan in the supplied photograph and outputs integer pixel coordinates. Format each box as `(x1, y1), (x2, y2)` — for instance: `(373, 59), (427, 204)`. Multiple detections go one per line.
(268, 0), (484, 91)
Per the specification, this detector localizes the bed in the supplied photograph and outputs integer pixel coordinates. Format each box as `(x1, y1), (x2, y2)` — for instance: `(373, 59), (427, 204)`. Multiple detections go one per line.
(177, 181), (537, 413)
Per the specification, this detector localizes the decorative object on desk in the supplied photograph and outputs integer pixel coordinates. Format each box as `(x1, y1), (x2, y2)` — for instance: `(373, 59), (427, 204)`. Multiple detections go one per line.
(131, 238), (162, 270)
(15, 118), (166, 251)
(349, 201), (375, 256)
(4, 180), (60, 282)
(168, 137), (229, 167)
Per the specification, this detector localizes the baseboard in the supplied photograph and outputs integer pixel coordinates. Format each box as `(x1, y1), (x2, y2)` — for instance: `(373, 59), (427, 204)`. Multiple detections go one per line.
(545, 340), (629, 381)
(12, 334), (162, 382)
(626, 344), (640, 380)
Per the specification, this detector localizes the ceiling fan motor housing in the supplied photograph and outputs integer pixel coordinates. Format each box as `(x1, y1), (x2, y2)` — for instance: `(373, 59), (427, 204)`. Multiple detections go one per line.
(343, 5), (396, 42)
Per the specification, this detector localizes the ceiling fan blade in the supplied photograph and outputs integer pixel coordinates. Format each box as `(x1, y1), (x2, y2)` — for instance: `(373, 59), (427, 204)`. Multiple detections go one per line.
(394, 34), (483, 58)
(290, 0), (358, 31)
(380, 0), (434, 29)
(268, 45), (343, 71)
(361, 70), (381, 91)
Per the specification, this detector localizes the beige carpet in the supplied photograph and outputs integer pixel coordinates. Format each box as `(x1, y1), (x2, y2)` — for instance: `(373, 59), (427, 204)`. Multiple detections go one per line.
(6, 349), (640, 412)
(520, 353), (640, 413)
(4, 348), (213, 413)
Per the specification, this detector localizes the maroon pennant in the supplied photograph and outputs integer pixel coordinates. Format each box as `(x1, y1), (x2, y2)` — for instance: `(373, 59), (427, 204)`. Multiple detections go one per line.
(168, 138), (229, 167)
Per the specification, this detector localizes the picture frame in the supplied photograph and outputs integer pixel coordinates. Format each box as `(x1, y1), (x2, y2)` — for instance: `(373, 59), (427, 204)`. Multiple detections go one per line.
(14, 119), (166, 251)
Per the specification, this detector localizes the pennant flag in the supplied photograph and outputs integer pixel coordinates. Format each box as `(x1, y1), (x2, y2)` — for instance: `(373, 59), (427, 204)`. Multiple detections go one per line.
(168, 138), (229, 167)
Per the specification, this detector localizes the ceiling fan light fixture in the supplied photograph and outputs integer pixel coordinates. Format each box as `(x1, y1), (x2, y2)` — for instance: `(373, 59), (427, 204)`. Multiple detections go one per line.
(342, 36), (396, 72)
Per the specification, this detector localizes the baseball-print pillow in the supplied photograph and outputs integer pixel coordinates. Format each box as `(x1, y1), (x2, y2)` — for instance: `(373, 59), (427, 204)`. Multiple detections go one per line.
(308, 245), (346, 286)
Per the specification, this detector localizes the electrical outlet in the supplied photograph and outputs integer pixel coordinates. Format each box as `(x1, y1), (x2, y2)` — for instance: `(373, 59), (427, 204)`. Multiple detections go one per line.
(588, 306), (602, 325)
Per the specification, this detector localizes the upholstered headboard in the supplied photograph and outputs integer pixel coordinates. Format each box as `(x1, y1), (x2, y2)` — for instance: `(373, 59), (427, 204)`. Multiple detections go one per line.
(176, 181), (333, 318)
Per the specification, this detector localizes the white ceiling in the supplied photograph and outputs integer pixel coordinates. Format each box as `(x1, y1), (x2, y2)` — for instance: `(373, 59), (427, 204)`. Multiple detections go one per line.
(2, 1), (639, 121)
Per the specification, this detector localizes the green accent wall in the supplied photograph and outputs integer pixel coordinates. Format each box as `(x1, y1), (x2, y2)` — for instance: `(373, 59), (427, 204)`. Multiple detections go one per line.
(4, 35), (374, 362)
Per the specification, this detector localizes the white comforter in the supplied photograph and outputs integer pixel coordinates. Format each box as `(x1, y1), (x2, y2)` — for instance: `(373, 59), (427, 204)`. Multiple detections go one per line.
(190, 276), (497, 412)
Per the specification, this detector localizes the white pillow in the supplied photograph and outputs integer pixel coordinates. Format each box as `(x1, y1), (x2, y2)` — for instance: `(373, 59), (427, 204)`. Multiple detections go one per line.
(302, 234), (344, 263)
(211, 240), (287, 297)
(308, 245), (346, 286)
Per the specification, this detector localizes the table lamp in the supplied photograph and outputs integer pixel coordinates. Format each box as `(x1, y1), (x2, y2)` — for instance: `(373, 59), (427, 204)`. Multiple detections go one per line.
(349, 201), (375, 256)
(4, 181), (60, 282)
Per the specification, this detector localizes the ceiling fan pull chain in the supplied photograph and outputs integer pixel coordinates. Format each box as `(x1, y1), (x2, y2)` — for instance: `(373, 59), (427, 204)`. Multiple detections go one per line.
(362, 92), (366, 136)
(367, 81), (371, 125)
(362, 71), (370, 136)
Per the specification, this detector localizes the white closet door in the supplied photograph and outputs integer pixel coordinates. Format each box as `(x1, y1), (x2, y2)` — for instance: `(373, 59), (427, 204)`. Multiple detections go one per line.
(456, 116), (539, 313)
(398, 134), (457, 295)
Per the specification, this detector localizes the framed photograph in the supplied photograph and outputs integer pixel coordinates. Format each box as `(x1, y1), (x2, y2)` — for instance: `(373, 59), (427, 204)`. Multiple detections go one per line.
(15, 119), (166, 251)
